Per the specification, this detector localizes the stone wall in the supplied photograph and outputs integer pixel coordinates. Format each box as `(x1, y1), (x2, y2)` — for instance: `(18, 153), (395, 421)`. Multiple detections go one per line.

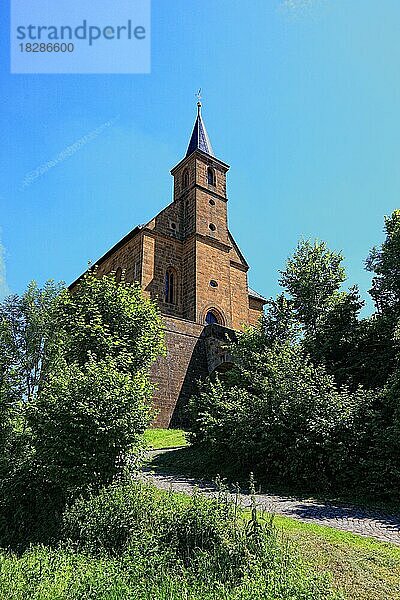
(195, 237), (232, 327)
(248, 296), (265, 326)
(96, 231), (143, 283)
(202, 324), (237, 374)
(230, 264), (250, 329)
(150, 316), (208, 428)
(150, 317), (241, 428)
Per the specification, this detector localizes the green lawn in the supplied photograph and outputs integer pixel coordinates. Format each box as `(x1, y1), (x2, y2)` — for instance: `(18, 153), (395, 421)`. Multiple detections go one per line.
(143, 428), (188, 449)
(271, 515), (400, 600)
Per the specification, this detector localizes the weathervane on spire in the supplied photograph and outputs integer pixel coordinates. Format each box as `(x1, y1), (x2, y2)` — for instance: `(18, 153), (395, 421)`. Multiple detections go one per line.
(195, 88), (202, 115)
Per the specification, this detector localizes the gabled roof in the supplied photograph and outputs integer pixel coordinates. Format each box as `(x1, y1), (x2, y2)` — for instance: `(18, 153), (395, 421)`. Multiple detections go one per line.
(186, 102), (214, 157)
(248, 287), (267, 303)
(69, 225), (143, 289)
(228, 230), (249, 268)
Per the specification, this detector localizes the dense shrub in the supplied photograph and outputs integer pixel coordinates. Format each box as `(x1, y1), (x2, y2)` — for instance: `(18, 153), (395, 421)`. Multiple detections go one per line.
(58, 480), (341, 599)
(358, 371), (400, 498)
(189, 337), (373, 492)
(63, 481), (161, 556)
(188, 215), (400, 500)
(0, 273), (165, 548)
(63, 479), (248, 576)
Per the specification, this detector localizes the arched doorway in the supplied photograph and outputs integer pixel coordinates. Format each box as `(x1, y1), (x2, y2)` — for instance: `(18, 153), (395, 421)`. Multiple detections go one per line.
(203, 307), (225, 326)
(205, 310), (219, 324)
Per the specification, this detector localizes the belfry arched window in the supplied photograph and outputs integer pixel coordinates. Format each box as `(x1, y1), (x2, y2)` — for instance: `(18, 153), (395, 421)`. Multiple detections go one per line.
(207, 167), (215, 186)
(165, 268), (176, 304)
(182, 169), (189, 189)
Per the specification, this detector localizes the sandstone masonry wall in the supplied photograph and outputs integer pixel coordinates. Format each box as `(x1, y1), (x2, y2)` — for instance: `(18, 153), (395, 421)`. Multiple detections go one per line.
(150, 316), (208, 428)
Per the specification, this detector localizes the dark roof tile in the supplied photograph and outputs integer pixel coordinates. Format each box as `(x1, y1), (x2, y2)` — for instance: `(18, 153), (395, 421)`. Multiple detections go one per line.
(186, 103), (214, 157)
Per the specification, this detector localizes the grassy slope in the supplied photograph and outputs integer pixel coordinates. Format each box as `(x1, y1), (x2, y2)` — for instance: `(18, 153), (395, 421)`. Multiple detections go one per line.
(148, 445), (400, 600)
(273, 515), (400, 600)
(144, 428), (188, 449)
(0, 544), (341, 600)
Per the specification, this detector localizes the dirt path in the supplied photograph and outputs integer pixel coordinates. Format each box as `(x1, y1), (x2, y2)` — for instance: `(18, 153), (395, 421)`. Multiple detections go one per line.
(142, 449), (400, 546)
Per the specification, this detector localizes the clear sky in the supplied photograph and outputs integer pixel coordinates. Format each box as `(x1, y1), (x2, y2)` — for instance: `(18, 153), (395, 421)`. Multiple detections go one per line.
(1, 0), (400, 314)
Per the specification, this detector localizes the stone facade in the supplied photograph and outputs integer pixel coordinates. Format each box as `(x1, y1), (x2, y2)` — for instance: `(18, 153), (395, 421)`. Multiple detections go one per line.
(71, 104), (266, 427)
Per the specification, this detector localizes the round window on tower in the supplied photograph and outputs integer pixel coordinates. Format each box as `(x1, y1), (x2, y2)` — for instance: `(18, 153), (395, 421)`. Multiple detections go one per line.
(210, 280), (218, 288)
(209, 223), (216, 232)
(209, 199), (216, 206)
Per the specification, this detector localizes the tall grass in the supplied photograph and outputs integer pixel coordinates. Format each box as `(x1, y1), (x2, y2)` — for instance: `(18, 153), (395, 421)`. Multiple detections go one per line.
(0, 480), (343, 599)
(0, 544), (342, 600)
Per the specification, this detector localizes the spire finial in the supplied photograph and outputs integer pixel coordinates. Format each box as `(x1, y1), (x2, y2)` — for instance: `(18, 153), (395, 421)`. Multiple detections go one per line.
(195, 88), (202, 116)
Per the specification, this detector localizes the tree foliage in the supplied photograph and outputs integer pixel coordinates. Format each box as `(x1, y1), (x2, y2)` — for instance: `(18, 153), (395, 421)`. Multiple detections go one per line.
(367, 209), (400, 313)
(279, 240), (346, 335)
(189, 211), (400, 500)
(190, 329), (371, 490)
(0, 272), (165, 546)
(360, 209), (400, 386)
(276, 239), (365, 387)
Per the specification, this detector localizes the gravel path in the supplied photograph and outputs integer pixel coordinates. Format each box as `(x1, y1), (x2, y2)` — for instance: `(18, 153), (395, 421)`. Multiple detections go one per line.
(142, 449), (400, 546)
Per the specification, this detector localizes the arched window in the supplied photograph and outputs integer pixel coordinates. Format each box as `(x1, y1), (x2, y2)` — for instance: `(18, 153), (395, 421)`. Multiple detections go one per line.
(207, 167), (215, 186)
(182, 169), (189, 189)
(205, 310), (219, 325)
(115, 267), (122, 283)
(165, 268), (176, 304)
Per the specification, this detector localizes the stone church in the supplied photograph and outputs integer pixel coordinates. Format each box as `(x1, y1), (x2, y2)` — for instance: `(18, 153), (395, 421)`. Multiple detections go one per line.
(72, 102), (266, 427)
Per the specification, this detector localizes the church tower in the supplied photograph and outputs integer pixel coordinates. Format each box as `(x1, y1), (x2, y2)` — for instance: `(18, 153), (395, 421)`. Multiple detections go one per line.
(170, 101), (232, 326)
(71, 102), (266, 426)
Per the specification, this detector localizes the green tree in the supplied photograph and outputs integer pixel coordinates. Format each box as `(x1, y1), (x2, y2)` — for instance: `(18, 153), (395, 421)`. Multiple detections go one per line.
(0, 272), (165, 547)
(261, 293), (300, 346)
(367, 209), (400, 314)
(304, 286), (364, 387)
(56, 270), (164, 371)
(356, 210), (400, 387)
(0, 281), (62, 483)
(279, 240), (346, 335)
(189, 219), (400, 499)
(0, 281), (62, 405)
(365, 366), (400, 497)
(277, 240), (363, 386)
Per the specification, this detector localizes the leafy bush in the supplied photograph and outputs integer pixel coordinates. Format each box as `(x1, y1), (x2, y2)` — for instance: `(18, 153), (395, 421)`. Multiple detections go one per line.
(63, 479), (248, 576)
(0, 273), (165, 548)
(189, 336), (373, 492)
(58, 480), (341, 599)
(358, 370), (400, 499)
(63, 481), (161, 556)
(188, 218), (400, 499)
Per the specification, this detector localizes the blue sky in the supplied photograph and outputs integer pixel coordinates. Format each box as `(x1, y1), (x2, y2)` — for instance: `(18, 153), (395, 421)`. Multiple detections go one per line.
(1, 0), (400, 313)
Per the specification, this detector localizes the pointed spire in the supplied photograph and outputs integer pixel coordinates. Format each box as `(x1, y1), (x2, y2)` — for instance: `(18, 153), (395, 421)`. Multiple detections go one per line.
(186, 100), (214, 158)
